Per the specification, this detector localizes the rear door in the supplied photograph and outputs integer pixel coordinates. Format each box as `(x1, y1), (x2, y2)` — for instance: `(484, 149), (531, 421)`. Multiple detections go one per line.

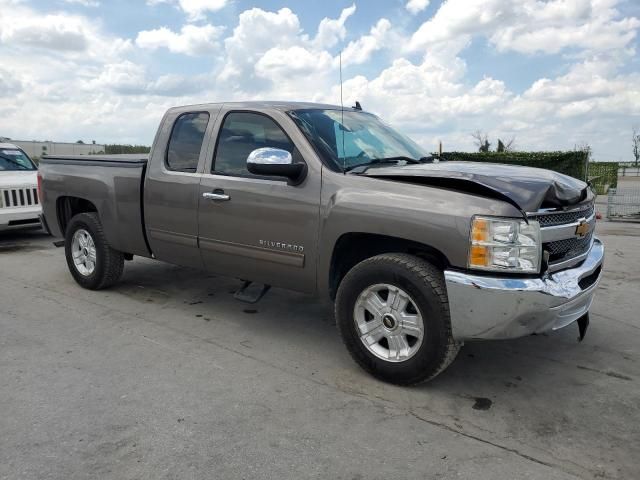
(144, 107), (220, 268)
(197, 108), (321, 293)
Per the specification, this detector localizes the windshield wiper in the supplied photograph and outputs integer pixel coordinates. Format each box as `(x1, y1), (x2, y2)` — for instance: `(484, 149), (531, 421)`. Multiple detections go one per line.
(344, 156), (421, 172)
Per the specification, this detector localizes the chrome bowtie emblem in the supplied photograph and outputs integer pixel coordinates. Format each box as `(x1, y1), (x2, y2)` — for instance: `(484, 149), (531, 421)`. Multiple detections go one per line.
(575, 219), (590, 238)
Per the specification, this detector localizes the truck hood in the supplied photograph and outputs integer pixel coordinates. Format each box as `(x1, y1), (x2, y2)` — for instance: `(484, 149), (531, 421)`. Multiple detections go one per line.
(356, 161), (591, 212)
(0, 170), (38, 188)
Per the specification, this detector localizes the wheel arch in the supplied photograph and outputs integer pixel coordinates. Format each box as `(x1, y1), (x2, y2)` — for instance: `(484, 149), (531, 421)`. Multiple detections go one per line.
(56, 196), (98, 235)
(327, 232), (450, 300)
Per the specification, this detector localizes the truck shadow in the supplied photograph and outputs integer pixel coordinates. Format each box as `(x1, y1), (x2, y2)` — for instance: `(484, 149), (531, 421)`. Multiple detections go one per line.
(0, 228), (49, 252)
(114, 258), (614, 395)
(78, 259), (640, 477)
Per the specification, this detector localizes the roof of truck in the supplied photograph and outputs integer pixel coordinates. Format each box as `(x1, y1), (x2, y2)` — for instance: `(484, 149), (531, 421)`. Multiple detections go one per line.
(0, 142), (19, 149)
(167, 101), (363, 113)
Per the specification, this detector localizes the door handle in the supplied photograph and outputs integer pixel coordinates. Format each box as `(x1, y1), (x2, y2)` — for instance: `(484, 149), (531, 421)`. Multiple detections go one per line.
(203, 191), (230, 201)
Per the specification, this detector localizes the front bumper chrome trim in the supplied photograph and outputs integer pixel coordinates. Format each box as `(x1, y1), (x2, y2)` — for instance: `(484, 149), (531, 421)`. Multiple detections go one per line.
(444, 237), (604, 341)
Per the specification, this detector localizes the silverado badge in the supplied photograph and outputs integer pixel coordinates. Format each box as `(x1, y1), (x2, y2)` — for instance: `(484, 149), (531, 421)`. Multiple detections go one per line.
(259, 239), (304, 253)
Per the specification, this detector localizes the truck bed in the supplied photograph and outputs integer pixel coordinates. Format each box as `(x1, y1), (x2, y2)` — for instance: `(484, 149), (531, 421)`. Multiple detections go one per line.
(39, 154), (151, 257)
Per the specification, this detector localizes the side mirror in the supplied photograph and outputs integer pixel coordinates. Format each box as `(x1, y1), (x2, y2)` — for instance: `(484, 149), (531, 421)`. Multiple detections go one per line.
(246, 147), (306, 185)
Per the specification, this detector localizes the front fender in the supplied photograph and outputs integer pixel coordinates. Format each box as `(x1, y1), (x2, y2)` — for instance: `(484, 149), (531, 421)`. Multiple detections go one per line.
(317, 171), (522, 298)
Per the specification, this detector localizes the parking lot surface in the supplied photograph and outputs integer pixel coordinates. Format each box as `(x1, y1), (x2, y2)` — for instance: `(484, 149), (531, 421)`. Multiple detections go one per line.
(1, 223), (639, 480)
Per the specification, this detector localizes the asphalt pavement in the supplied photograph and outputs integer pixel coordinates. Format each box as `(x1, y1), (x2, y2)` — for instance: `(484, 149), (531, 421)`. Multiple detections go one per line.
(1, 223), (639, 480)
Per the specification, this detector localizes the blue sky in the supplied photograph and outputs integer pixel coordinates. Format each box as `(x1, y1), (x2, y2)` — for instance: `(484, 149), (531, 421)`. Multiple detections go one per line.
(1, 0), (639, 161)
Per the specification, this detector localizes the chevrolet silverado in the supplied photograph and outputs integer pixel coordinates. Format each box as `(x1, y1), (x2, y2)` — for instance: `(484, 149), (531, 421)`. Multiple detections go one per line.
(38, 102), (604, 384)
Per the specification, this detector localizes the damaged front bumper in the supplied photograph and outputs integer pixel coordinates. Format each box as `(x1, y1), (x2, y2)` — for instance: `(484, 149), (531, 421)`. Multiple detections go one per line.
(444, 238), (604, 341)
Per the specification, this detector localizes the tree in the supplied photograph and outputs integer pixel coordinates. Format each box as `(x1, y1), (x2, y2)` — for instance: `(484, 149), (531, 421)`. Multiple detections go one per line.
(76, 140), (85, 144)
(471, 130), (490, 152)
(472, 131), (515, 152)
(633, 126), (640, 166)
(497, 137), (516, 152)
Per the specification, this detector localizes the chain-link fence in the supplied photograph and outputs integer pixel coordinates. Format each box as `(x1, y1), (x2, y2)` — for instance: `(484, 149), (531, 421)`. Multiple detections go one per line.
(618, 164), (640, 177)
(607, 187), (640, 221)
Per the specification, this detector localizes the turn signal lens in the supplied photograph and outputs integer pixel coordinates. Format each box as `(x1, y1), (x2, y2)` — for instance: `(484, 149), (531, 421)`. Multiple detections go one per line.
(468, 216), (541, 273)
(471, 218), (489, 242)
(469, 245), (489, 266)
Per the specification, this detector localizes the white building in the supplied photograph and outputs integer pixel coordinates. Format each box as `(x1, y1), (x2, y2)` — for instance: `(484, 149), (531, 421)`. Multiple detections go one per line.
(1, 139), (105, 159)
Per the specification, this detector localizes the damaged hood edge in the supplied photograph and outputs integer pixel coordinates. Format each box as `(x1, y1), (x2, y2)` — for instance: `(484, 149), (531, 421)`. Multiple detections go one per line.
(357, 162), (592, 213)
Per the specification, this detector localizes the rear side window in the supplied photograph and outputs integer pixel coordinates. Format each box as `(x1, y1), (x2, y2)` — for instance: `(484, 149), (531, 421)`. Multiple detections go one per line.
(166, 112), (210, 172)
(213, 112), (294, 177)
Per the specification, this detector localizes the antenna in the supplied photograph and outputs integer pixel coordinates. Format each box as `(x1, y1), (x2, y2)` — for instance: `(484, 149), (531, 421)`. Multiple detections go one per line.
(340, 50), (346, 174)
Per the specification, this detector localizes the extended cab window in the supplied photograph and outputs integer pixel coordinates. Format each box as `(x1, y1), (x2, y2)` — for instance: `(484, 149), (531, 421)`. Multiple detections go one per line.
(213, 112), (294, 177)
(166, 112), (210, 172)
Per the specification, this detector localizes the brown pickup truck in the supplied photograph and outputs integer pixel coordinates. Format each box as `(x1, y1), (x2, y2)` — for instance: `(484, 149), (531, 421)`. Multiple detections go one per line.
(38, 101), (604, 384)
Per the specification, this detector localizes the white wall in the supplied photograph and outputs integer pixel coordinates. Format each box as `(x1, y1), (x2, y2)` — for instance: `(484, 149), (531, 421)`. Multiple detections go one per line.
(10, 140), (105, 158)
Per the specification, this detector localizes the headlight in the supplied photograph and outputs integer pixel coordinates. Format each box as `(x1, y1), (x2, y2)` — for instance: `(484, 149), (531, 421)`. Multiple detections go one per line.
(468, 216), (541, 273)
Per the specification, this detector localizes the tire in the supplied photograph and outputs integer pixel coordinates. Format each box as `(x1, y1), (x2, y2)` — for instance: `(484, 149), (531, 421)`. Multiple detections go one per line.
(335, 253), (460, 385)
(64, 212), (124, 290)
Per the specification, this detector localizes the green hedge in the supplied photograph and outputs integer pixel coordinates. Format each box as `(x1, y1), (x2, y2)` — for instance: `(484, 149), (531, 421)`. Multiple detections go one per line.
(588, 162), (618, 194)
(438, 151), (589, 181)
(103, 144), (151, 154)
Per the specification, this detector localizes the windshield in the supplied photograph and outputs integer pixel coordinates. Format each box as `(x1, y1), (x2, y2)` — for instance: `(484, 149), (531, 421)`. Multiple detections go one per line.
(289, 109), (427, 171)
(0, 148), (36, 171)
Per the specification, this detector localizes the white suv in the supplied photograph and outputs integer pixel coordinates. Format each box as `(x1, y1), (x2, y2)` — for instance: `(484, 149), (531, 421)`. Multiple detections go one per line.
(0, 143), (42, 231)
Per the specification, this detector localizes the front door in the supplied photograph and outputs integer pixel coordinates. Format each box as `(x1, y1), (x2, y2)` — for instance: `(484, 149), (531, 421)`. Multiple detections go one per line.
(198, 110), (321, 293)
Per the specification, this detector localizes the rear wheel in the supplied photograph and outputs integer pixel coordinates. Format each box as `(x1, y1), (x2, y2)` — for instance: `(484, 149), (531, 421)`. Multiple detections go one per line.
(335, 253), (460, 385)
(64, 213), (124, 290)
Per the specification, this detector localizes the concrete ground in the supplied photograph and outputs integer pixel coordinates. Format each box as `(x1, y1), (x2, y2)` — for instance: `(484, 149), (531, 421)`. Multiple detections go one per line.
(1, 223), (639, 480)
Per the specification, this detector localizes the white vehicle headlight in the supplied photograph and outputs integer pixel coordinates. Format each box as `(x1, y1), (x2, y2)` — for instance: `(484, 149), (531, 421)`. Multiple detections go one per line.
(468, 216), (541, 273)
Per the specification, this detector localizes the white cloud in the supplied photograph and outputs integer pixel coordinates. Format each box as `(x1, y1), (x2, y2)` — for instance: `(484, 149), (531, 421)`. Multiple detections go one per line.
(147, 0), (228, 21)
(256, 46), (333, 78)
(331, 53), (510, 129)
(408, 0), (511, 51)
(406, 0), (429, 15)
(0, 0), (155, 143)
(136, 24), (225, 55)
(314, 4), (356, 49)
(408, 0), (640, 55)
(64, 0), (100, 7)
(341, 18), (392, 66)
(87, 61), (148, 94)
(0, 1), (131, 58)
(0, 12), (89, 51)
(217, 7), (305, 88)
(0, 67), (23, 96)
(147, 73), (208, 96)
(87, 62), (209, 97)
(513, 55), (640, 120)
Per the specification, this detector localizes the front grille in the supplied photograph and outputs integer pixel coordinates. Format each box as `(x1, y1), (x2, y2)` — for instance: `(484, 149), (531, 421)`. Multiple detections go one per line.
(545, 232), (593, 263)
(531, 202), (596, 266)
(0, 187), (39, 208)
(532, 204), (594, 227)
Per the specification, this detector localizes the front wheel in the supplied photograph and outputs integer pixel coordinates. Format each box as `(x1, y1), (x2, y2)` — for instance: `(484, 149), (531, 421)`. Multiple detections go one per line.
(335, 253), (460, 385)
(64, 213), (124, 290)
